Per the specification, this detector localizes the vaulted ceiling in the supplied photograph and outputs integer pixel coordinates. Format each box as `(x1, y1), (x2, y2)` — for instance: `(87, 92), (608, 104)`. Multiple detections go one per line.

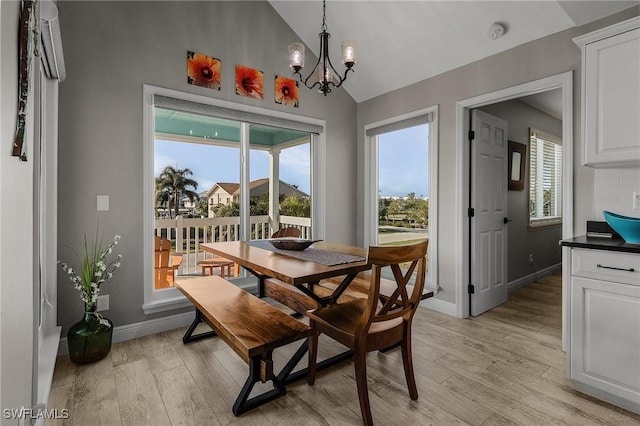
(269, 1), (639, 103)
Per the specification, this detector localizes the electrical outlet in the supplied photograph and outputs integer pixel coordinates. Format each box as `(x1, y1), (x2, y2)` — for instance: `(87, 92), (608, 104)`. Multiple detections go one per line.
(633, 192), (640, 210)
(528, 253), (534, 265)
(97, 295), (109, 311)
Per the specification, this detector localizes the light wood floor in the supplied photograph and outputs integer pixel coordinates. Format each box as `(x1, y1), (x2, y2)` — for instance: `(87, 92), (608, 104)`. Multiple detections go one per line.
(47, 275), (640, 425)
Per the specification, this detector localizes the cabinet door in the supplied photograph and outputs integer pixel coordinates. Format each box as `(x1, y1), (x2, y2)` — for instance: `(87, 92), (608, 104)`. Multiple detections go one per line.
(571, 276), (640, 410)
(584, 27), (640, 166)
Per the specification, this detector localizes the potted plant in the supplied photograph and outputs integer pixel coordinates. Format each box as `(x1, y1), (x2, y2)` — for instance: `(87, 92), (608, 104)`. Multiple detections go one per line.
(58, 231), (122, 364)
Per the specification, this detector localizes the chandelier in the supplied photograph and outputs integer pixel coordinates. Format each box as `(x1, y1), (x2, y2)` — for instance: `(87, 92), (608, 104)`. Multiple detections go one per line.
(288, 0), (356, 96)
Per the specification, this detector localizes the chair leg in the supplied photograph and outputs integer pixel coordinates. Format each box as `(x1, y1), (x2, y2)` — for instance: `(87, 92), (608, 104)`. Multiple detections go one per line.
(307, 321), (318, 385)
(401, 328), (418, 400)
(354, 349), (373, 426)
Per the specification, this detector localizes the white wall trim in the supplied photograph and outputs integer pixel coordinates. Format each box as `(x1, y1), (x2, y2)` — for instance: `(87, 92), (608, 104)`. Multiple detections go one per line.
(419, 297), (457, 317)
(455, 71), (574, 322)
(508, 263), (562, 292)
(58, 311), (195, 356)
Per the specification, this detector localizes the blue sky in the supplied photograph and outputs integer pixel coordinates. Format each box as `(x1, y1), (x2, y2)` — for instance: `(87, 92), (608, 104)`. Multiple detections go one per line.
(378, 124), (429, 198)
(155, 140), (311, 194)
(155, 123), (429, 198)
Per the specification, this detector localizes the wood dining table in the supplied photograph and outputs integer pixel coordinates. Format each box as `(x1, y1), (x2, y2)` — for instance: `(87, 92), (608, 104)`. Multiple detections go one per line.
(200, 240), (372, 384)
(201, 240), (371, 301)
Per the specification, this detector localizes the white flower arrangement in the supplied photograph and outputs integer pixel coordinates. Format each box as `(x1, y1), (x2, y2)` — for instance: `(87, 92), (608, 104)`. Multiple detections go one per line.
(58, 232), (122, 313)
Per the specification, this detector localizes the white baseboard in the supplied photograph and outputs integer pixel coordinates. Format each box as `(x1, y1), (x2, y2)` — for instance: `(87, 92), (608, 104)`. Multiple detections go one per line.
(508, 263), (562, 293)
(420, 296), (457, 317)
(57, 274), (458, 356)
(58, 311), (195, 356)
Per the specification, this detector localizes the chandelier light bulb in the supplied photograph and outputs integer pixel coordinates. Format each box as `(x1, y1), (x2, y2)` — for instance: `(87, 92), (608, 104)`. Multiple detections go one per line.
(341, 40), (357, 67)
(288, 43), (305, 71)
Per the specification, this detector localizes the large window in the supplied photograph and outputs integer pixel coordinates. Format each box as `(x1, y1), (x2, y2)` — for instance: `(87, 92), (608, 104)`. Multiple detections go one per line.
(364, 107), (438, 290)
(143, 86), (324, 312)
(528, 127), (562, 228)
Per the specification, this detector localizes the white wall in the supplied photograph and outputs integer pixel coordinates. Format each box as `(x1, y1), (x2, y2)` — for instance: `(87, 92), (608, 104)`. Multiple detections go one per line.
(1, 0), (35, 422)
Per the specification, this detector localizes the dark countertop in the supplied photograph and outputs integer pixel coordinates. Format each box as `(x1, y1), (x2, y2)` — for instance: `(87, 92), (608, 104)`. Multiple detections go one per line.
(561, 235), (640, 254)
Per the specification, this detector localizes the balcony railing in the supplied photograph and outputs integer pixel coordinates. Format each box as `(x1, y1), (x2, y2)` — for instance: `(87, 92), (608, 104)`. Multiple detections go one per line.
(154, 215), (311, 275)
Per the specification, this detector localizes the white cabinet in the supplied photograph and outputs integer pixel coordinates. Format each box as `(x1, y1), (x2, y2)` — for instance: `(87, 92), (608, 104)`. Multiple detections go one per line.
(574, 17), (640, 167)
(570, 248), (640, 413)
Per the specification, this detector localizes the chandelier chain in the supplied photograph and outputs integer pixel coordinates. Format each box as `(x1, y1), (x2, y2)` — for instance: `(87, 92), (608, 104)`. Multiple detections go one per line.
(321, 0), (327, 32)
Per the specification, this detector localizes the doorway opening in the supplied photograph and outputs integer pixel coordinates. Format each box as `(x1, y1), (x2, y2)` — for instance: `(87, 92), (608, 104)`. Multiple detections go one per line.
(455, 72), (573, 349)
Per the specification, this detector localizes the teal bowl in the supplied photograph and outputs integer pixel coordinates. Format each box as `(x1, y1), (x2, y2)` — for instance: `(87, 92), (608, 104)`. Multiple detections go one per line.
(603, 211), (640, 244)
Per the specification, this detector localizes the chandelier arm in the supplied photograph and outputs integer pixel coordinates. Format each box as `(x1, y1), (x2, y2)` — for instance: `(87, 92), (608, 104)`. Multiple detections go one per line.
(302, 52), (324, 89)
(329, 67), (354, 89)
(292, 70), (322, 91)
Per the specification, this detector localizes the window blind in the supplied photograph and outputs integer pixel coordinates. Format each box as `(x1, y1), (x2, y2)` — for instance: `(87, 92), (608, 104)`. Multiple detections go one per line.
(154, 95), (323, 135)
(365, 112), (433, 137)
(529, 128), (562, 220)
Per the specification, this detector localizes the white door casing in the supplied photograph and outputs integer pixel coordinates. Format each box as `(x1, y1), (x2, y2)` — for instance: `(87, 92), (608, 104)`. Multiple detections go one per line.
(470, 109), (508, 316)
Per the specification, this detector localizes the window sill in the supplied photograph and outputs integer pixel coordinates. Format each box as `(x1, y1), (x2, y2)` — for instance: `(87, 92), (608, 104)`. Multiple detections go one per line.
(142, 295), (193, 315)
(529, 217), (562, 230)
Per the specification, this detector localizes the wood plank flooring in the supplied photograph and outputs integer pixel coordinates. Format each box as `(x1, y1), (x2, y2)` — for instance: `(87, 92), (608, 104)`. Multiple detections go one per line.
(46, 275), (640, 425)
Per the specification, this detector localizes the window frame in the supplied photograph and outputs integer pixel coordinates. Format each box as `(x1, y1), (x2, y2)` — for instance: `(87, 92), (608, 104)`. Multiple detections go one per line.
(142, 85), (325, 314)
(528, 127), (563, 229)
(363, 105), (439, 292)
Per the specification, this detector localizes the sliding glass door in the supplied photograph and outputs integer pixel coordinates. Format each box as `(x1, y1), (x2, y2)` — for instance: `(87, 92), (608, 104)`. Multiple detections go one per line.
(152, 108), (313, 287)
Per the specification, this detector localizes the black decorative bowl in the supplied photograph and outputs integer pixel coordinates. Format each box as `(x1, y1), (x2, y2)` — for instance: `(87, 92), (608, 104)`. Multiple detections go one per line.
(268, 238), (321, 251)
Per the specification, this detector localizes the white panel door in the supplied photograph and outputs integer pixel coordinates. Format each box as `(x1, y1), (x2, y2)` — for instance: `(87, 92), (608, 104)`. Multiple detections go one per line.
(471, 109), (508, 316)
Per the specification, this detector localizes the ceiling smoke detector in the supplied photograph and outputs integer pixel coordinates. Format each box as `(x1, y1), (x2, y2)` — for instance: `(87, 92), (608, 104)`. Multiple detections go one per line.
(488, 23), (506, 40)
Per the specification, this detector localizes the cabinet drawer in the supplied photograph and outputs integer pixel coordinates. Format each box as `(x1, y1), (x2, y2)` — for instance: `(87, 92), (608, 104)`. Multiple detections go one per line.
(572, 248), (640, 286)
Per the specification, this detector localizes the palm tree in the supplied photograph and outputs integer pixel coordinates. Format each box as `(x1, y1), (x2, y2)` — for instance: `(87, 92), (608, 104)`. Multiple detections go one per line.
(155, 166), (199, 219)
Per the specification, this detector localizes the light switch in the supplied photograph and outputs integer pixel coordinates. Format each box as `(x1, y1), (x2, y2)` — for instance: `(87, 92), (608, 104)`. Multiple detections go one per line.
(97, 195), (109, 211)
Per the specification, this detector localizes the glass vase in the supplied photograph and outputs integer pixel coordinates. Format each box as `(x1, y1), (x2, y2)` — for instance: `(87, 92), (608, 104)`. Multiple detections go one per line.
(67, 302), (113, 364)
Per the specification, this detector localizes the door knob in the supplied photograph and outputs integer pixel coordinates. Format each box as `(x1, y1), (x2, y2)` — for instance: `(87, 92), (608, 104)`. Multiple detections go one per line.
(503, 218), (512, 224)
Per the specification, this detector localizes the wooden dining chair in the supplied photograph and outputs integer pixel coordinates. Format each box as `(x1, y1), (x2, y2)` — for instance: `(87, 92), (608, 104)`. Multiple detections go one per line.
(271, 227), (301, 238)
(306, 239), (428, 426)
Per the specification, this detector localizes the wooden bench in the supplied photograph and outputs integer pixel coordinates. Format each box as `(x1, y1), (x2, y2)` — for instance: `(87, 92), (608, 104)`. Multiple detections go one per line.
(175, 276), (310, 416)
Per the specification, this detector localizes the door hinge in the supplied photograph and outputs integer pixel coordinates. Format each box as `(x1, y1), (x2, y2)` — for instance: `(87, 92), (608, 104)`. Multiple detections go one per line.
(468, 207), (475, 217)
(468, 130), (475, 141)
(468, 284), (475, 294)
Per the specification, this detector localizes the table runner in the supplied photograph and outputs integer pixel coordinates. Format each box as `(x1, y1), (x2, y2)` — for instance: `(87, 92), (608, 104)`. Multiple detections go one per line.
(248, 240), (366, 266)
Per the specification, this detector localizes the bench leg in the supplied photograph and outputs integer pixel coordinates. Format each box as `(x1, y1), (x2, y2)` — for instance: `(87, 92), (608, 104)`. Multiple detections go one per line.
(182, 309), (217, 344)
(232, 355), (287, 416)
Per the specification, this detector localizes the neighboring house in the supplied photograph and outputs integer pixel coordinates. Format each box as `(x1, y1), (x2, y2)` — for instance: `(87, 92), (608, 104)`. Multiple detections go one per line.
(205, 178), (308, 217)
(181, 190), (208, 210)
(206, 182), (240, 214)
(155, 191), (208, 218)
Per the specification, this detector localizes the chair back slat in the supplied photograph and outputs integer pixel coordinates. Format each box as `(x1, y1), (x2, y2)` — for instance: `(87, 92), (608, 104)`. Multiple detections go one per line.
(358, 239), (428, 335)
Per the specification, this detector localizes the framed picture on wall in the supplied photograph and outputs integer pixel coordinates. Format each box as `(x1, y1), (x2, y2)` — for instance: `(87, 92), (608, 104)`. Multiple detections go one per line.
(508, 140), (526, 191)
